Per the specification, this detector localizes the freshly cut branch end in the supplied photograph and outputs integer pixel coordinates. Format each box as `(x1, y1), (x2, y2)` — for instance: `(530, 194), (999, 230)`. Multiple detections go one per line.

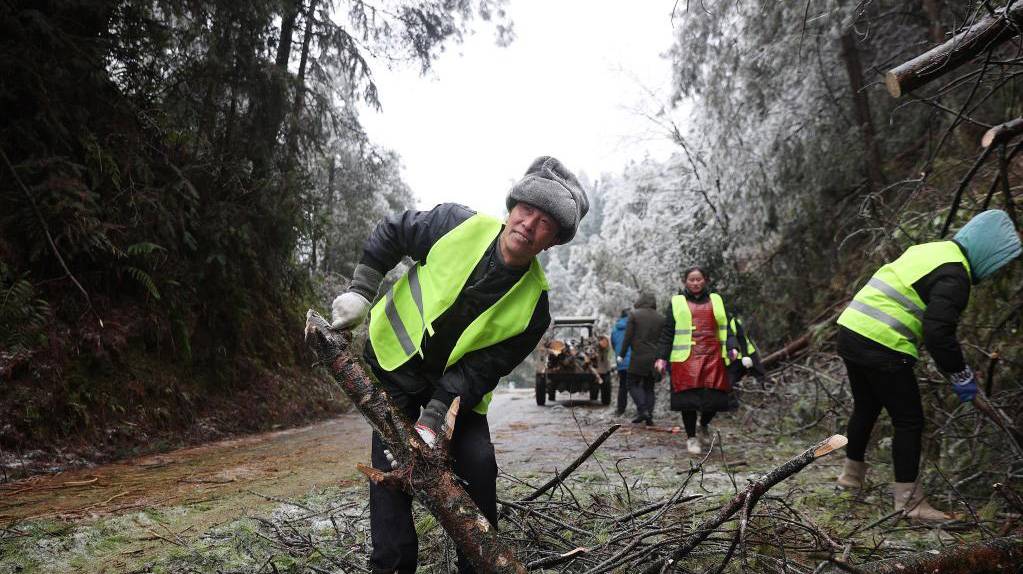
(884, 72), (903, 98)
(981, 118), (1023, 149)
(814, 435), (848, 458)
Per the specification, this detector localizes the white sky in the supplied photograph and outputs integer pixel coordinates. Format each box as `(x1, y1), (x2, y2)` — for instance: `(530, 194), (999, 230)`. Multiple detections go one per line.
(359, 1), (681, 217)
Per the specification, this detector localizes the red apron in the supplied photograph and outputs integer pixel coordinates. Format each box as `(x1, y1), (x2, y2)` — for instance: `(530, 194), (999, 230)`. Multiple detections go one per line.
(670, 299), (730, 393)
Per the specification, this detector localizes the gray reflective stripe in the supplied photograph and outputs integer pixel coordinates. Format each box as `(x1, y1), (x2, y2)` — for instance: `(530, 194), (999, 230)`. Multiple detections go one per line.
(847, 300), (918, 343)
(674, 329), (691, 335)
(867, 277), (923, 319)
(408, 265), (426, 336)
(384, 289), (416, 355)
(672, 344), (691, 351)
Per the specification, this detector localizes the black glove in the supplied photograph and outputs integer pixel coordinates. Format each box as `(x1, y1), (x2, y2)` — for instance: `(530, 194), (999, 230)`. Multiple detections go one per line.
(414, 399), (447, 448)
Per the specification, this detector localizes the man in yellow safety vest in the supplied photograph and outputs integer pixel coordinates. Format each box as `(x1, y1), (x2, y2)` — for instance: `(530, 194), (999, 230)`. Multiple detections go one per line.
(329, 156), (588, 574)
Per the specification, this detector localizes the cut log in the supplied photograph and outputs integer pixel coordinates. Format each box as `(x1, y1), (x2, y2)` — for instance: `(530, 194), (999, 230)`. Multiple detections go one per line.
(853, 536), (1023, 573)
(761, 334), (810, 370)
(645, 435), (847, 572)
(304, 310), (526, 574)
(982, 118), (1023, 148)
(885, 4), (1023, 97)
(761, 298), (849, 370)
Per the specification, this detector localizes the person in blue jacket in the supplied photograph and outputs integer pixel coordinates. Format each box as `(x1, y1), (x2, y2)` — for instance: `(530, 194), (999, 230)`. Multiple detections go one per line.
(610, 309), (632, 416)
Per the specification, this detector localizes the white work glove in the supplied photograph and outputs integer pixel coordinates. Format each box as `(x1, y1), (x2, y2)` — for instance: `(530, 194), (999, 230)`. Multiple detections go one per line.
(741, 356), (754, 369)
(331, 292), (371, 330)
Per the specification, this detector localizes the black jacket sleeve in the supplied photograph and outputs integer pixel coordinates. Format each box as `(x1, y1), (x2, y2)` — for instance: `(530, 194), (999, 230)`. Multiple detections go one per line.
(432, 293), (551, 408)
(915, 263), (971, 373)
(358, 203), (476, 276)
(723, 305), (738, 355)
(657, 303), (676, 361)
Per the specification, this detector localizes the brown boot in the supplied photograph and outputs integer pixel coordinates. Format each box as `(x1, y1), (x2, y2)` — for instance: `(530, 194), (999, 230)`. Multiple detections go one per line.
(836, 458), (867, 489)
(893, 482), (953, 522)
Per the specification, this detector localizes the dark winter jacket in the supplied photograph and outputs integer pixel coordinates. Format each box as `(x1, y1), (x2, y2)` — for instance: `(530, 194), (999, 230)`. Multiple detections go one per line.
(620, 293), (664, 377)
(357, 203), (550, 409)
(728, 316), (767, 383)
(610, 315), (631, 371)
(657, 289), (739, 361)
(837, 250), (971, 373)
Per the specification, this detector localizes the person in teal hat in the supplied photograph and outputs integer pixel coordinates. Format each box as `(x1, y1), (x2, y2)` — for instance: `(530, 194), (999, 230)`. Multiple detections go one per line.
(833, 209), (1021, 521)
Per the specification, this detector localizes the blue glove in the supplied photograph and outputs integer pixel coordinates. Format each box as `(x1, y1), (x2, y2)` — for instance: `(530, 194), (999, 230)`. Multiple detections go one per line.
(949, 366), (978, 403)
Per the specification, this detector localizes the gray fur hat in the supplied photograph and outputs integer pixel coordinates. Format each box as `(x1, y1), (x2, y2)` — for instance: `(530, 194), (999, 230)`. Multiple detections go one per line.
(506, 156), (589, 244)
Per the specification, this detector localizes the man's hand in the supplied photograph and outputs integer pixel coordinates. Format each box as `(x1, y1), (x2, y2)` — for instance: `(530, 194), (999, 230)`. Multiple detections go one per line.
(741, 356), (754, 369)
(331, 292), (371, 330)
(414, 399), (447, 449)
(728, 348), (740, 361)
(654, 359), (667, 374)
(950, 366), (978, 403)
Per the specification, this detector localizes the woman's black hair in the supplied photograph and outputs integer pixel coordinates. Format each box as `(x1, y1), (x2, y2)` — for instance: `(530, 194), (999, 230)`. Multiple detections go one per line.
(682, 265), (708, 282)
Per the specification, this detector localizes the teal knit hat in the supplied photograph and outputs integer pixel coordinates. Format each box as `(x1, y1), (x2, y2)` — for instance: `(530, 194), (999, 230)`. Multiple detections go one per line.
(953, 210), (1021, 282)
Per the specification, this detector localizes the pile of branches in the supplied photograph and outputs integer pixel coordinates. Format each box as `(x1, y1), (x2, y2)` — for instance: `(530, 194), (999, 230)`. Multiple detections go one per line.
(303, 310), (1023, 572)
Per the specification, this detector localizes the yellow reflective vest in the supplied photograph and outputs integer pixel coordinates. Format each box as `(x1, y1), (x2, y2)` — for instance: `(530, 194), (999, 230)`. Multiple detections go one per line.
(669, 293), (731, 364)
(836, 241), (970, 358)
(368, 214), (548, 414)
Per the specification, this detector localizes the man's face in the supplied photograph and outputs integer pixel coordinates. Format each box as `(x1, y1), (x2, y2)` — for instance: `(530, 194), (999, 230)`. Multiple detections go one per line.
(501, 202), (561, 260)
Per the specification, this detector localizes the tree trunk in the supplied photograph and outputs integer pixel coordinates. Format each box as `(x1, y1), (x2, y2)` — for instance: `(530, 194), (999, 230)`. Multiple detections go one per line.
(303, 311), (526, 574)
(840, 30), (885, 192)
(286, 0), (318, 163)
(853, 536), (1023, 574)
(886, 3), (1023, 97)
(249, 0), (300, 177)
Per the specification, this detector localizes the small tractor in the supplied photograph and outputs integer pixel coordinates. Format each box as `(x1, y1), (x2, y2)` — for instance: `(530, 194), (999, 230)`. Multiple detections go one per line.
(534, 316), (612, 406)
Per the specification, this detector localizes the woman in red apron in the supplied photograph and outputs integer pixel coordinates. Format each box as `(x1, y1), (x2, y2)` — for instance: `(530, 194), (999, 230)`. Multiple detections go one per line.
(656, 267), (739, 455)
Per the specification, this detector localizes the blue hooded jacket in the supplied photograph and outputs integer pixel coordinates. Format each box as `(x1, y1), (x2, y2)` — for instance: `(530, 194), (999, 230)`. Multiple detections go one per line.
(953, 209), (1021, 282)
(610, 315), (631, 370)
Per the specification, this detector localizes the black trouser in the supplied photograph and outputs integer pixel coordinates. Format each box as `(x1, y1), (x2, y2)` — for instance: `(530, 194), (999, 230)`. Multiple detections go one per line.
(681, 410), (716, 437)
(843, 358), (924, 483)
(616, 370), (629, 413)
(628, 374), (656, 419)
(368, 367), (498, 573)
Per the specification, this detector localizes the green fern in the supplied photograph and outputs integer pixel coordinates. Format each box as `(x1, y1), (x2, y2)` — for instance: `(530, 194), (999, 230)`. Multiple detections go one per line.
(125, 242), (165, 257)
(0, 262), (51, 354)
(123, 265), (161, 301)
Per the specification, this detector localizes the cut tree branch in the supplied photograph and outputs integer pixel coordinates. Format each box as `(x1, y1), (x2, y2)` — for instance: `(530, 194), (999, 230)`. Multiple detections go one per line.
(304, 310), (525, 574)
(645, 434), (847, 573)
(982, 117), (1023, 148)
(885, 3), (1023, 97)
(519, 424), (621, 502)
(850, 536), (1023, 574)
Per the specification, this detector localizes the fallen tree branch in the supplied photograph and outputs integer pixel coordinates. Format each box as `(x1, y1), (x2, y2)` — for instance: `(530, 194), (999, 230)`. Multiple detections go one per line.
(520, 424), (621, 502)
(885, 3), (1023, 97)
(982, 117), (1023, 148)
(972, 388), (1023, 461)
(762, 299), (849, 370)
(852, 536), (1023, 574)
(645, 434), (848, 573)
(304, 310), (525, 574)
